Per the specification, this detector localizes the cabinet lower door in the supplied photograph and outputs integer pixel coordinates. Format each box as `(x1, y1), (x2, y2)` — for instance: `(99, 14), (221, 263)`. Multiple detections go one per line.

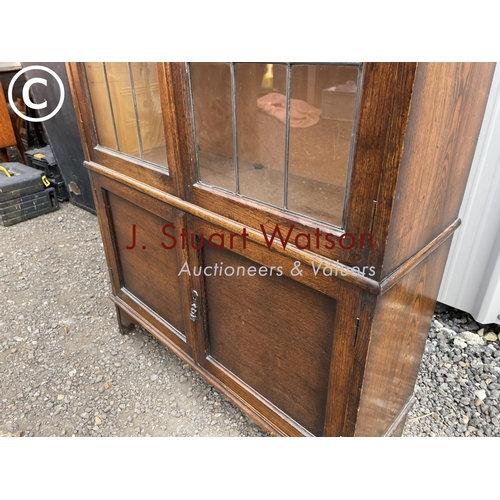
(90, 172), (194, 357)
(91, 171), (363, 436)
(188, 217), (364, 437)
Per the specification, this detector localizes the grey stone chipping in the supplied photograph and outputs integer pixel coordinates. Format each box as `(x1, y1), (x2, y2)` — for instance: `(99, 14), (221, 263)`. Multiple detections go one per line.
(1, 202), (500, 437)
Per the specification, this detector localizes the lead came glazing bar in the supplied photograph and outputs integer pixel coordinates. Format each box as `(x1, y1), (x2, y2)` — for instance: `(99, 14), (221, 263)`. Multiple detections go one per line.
(102, 62), (120, 152)
(283, 63), (292, 209)
(128, 62), (144, 160)
(230, 63), (239, 194)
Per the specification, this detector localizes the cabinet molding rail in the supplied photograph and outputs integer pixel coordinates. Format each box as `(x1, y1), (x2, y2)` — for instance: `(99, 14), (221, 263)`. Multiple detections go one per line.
(379, 218), (462, 294)
(86, 159), (463, 297)
(86, 160), (381, 294)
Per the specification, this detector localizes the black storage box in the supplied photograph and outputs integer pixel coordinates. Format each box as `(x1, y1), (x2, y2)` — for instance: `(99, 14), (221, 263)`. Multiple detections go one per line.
(45, 177), (68, 202)
(0, 188), (58, 227)
(0, 162), (45, 201)
(25, 146), (69, 201)
(25, 145), (57, 173)
(0, 162), (59, 226)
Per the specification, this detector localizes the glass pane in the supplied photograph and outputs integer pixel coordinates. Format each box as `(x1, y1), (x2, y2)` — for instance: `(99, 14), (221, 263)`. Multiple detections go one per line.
(130, 62), (168, 168)
(84, 62), (116, 149)
(84, 62), (168, 170)
(104, 62), (140, 157)
(235, 63), (287, 206)
(188, 62), (359, 228)
(287, 64), (359, 226)
(190, 63), (235, 191)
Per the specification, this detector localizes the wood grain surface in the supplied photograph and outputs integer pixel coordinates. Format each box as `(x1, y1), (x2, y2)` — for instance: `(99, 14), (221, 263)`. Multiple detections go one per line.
(68, 62), (496, 436)
(0, 86), (16, 149)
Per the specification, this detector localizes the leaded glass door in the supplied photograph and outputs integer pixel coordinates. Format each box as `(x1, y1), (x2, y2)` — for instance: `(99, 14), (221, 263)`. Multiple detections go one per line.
(188, 62), (361, 228)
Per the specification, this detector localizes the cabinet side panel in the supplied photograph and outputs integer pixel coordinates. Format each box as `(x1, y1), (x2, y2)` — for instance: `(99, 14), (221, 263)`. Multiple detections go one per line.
(355, 239), (451, 436)
(382, 62), (495, 277)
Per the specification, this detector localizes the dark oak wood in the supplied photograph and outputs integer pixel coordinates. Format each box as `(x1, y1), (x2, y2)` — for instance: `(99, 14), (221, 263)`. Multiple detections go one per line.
(189, 217), (367, 435)
(69, 62), (496, 436)
(338, 289), (377, 436)
(189, 217), (349, 298)
(85, 160), (381, 294)
(0, 84), (17, 150)
(66, 62), (97, 157)
(89, 171), (193, 357)
(380, 62), (496, 277)
(355, 241), (453, 436)
(202, 244), (336, 436)
(115, 304), (136, 334)
(345, 62), (418, 274)
(379, 217), (461, 295)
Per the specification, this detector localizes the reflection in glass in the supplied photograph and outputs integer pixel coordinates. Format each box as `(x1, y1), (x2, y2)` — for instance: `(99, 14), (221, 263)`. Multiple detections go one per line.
(84, 62), (116, 150)
(287, 64), (358, 226)
(190, 63), (235, 191)
(84, 62), (168, 169)
(235, 63), (287, 206)
(188, 62), (360, 228)
(130, 63), (168, 167)
(104, 62), (139, 157)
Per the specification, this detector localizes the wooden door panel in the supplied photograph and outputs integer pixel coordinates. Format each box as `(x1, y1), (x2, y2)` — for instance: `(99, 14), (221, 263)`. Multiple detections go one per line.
(175, 214), (368, 436)
(202, 245), (337, 436)
(90, 172), (193, 354)
(182, 216), (364, 436)
(106, 191), (185, 335)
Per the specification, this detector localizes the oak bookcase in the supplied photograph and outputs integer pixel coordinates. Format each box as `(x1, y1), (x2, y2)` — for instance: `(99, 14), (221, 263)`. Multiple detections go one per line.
(68, 62), (495, 436)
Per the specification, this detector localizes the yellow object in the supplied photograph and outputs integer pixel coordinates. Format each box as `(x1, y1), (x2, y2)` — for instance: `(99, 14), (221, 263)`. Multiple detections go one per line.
(261, 64), (274, 89)
(0, 165), (11, 178)
(34, 153), (45, 159)
(41, 175), (50, 187)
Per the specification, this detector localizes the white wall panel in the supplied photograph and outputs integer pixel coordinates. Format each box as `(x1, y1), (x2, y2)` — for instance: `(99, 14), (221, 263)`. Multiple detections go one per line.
(438, 64), (500, 325)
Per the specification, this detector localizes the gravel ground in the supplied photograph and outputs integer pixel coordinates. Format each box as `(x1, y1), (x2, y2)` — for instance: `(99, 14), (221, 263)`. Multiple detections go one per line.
(1, 201), (500, 437)
(404, 304), (500, 436)
(0, 203), (265, 437)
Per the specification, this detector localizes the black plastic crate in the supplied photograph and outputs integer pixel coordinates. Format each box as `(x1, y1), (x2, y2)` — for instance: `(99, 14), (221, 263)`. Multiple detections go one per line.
(25, 146), (69, 201)
(0, 187), (58, 227)
(26, 146), (62, 179)
(0, 162), (46, 202)
(46, 177), (69, 202)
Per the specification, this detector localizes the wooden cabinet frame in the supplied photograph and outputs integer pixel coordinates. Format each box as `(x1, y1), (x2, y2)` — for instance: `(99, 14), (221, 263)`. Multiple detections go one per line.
(67, 62), (496, 436)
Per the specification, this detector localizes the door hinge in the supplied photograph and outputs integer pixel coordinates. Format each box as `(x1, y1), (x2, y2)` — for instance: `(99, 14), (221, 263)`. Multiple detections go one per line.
(190, 290), (199, 322)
